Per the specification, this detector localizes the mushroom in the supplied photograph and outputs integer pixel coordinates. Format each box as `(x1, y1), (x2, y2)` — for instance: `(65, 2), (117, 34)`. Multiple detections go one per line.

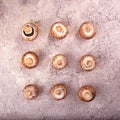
(22, 22), (39, 41)
(22, 51), (39, 69)
(52, 54), (67, 70)
(80, 55), (96, 71)
(78, 85), (96, 102)
(50, 84), (67, 100)
(50, 22), (69, 40)
(23, 84), (39, 100)
(79, 22), (96, 39)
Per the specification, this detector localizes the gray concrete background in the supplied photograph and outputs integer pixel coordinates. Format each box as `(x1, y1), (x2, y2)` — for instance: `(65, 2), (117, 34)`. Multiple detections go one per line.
(0, 0), (120, 119)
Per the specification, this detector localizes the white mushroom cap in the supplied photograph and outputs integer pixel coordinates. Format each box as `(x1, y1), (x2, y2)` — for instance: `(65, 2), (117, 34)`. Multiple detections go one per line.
(23, 84), (39, 100)
(80, 55), (96, 71)
(22, 51), (39, 68)
(52, 54), (67, 70)
(79, 22), (96, 39)
(78, 85), (96, 102)
(50, 84), (67, 100)
(50, 22), (68, 39)
(22, 23), (39, 41)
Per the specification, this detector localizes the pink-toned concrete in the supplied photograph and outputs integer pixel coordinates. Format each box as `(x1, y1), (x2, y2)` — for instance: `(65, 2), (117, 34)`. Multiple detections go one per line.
(0, 0), (120, 119)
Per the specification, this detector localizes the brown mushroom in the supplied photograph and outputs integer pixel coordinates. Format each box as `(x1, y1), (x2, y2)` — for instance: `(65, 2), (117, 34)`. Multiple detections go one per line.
(22, 51), (39, 69)
(50, 84), (67, 100)
(80, 54), (96, 71)
(22, 22), (39, 41)
(50, 22), (69, 40)
(78, 85), (96, 102)
(52, 54), (67, 70)
(23, 84), (39, 100)
(79, 22), (96, 39)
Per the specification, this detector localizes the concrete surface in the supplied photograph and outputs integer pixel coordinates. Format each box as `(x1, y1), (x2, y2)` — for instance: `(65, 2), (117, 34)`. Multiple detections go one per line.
(0, 0), (120, 120)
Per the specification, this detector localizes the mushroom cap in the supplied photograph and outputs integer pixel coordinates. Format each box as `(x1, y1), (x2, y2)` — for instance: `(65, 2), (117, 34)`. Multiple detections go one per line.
(22, 22), (39, 41)
(79, 22), (96, 39)
(50, 84), (67, 100)
(52, 54), (67, 70)
(50, 22), (69, 40)
(23, 84), (39, 100)
(80, 54), (96, 71)
(78, 85), (96, 102)
(22, 51), (39, 69)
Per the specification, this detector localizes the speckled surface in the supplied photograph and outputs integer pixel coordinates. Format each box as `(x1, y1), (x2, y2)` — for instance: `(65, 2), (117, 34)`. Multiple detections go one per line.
(0, 0), (120, 120)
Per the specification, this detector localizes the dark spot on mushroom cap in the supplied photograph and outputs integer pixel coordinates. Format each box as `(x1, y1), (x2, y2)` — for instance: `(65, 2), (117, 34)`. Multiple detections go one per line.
(19, 0), (28, 5)
(19, 0), (39, 6)
(0, 1), (7, 18)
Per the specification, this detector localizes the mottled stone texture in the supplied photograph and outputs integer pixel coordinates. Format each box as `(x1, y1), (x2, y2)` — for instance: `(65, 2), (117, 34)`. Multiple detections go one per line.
(0, 0), (120, 120)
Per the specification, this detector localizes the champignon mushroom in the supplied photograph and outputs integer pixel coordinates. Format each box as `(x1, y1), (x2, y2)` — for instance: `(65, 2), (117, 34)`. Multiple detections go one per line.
(23, 84), (39, 100)
(78, 85), (96, 102)
(52, 54), (67, 70)
(22, 22), (39, 41)
(80, 55), (96, 71)
(22, 51), (39, 69)
(79, 22), (96, 39)
(50, 84), (67, 100)
(50, 22), (69, 39)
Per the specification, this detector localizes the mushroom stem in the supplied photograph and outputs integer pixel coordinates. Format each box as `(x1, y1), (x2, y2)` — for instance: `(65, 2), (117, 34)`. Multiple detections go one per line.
(78, 85), (96, 102)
